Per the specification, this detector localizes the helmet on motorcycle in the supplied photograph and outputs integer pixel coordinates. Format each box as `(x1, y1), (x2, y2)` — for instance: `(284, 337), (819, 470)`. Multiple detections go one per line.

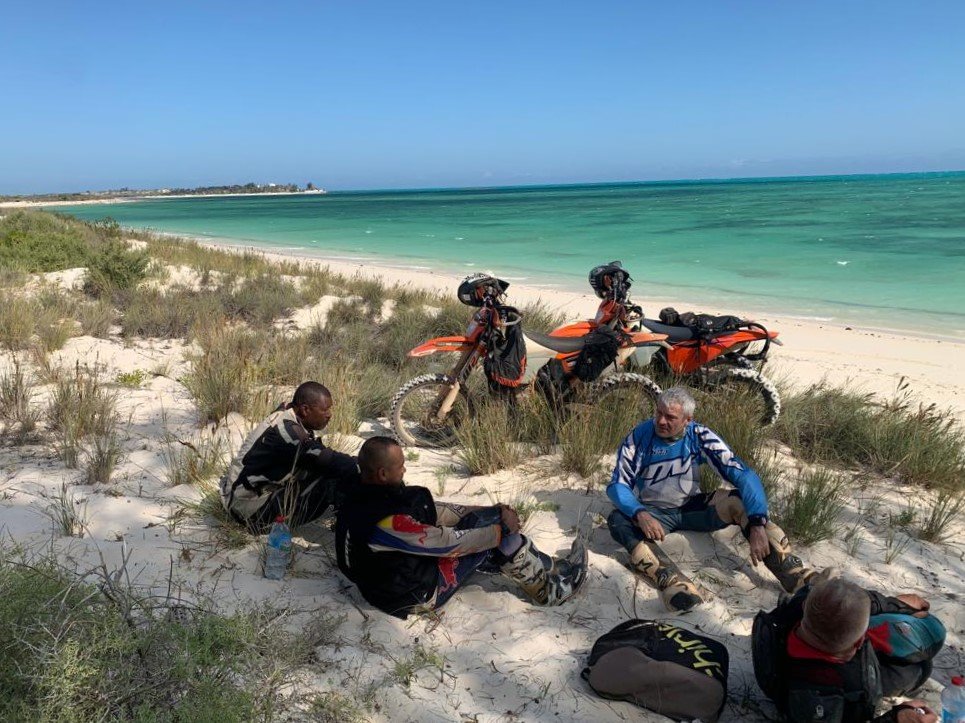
(588, 261), (632, 300)
(457, 272), (510, 306)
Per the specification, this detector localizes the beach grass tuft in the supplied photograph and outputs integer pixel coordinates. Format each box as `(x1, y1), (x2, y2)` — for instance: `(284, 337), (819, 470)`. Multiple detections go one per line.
(917, 487), (964, 543)
(184, 325), (262, 423)
(0, 360), (41, 443)
(455, 400), (522, 475)
(777, 381), (965, 491)
(777, 468), (846, 546)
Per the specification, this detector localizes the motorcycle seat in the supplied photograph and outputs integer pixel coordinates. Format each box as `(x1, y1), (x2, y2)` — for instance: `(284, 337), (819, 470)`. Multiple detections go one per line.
(523, 329), (587, 353)
(639, 319), (698, 342)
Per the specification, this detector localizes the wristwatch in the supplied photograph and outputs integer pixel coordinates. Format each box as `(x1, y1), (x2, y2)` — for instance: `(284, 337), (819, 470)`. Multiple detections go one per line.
(747, 515), (768, 528)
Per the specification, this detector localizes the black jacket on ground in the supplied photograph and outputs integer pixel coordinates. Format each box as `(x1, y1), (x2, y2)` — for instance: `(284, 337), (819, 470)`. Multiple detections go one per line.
(335, 483), (438, 619)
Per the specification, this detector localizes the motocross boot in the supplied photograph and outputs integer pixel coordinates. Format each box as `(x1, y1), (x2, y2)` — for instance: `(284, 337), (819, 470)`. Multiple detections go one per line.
(500, 536), (587, 606)
(710, 490), (815, 594)
(629, 541), (703, 613)
(749, 522), (814, 593)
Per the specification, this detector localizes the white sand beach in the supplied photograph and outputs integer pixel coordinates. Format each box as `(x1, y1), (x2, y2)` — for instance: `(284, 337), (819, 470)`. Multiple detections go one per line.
(1, 241), (962, 722)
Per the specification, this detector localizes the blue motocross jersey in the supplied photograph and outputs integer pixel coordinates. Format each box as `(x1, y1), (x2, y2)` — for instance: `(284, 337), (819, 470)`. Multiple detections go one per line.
(606, 419), (768, 519)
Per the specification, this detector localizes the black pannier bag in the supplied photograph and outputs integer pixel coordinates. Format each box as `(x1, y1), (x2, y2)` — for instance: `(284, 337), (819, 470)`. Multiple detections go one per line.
(483, 307), (527, 389)
(659, 307), (745, 336)
(572, 325), (624, 382)
(582, 619), (729, 722)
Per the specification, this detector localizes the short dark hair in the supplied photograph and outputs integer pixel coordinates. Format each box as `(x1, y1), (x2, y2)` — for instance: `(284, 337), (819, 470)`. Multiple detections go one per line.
(292, 381), (331, 407)
(802, 577), (870, 655)
(359, 436), (401, 477)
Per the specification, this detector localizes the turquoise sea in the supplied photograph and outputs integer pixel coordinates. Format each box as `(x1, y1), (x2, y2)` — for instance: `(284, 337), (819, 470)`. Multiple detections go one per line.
(55, 172), (965, 339)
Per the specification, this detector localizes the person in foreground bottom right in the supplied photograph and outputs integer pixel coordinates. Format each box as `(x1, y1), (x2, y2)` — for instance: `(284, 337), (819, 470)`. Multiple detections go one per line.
(753, 575), (945, 723)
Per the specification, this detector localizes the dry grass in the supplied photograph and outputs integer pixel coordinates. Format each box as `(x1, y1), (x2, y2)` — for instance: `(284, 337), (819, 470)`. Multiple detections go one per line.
(455, 401), (522, 475)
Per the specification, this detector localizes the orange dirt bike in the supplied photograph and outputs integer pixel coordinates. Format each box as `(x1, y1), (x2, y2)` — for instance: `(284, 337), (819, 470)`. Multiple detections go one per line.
(549, 261), (783, 426)
(389, 273), (668, 447)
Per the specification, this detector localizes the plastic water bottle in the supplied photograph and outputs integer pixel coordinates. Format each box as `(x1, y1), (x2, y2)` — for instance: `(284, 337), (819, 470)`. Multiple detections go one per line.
(264, 515), (292, 580)
(944, 676), (965, 723)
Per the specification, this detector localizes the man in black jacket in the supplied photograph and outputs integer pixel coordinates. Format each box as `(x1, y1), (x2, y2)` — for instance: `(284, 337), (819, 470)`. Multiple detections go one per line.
(753, 576), (943, 723)
(335, 436), (587, 618)
(220, 381), (359, 531)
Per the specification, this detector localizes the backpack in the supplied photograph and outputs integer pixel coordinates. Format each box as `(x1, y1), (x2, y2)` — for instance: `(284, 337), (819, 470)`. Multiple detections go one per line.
(582, 619), (729, 722)
(572, 325), (624, 382)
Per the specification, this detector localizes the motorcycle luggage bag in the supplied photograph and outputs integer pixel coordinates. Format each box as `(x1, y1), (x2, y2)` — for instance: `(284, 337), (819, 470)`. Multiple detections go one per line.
(659, 307), (747, 336)
(572, 326), (623, 382)
(484, 313), (527, 388)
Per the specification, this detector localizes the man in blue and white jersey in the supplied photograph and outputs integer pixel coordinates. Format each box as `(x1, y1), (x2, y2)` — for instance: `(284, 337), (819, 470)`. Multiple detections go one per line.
(607, 387), (812, 613)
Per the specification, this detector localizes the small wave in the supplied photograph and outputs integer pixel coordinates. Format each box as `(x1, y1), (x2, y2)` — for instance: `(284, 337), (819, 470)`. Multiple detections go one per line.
(464, 262), (476, 266)
(836, 260), (849, 266)
(783, 314), (836, 322)
(455, 236), (465, 240)
(365, 230), (373, 234)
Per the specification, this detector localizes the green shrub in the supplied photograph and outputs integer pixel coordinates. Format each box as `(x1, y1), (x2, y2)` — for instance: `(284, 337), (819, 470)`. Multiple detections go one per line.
(84, 240), (150, 298)
(0, 556), (312, 721)
(0, 211), (92, 272)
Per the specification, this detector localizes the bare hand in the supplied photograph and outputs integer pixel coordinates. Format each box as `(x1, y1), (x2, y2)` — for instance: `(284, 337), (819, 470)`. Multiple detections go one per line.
(895, 700), (937, 723)
(634, 510), (666, 541)
(748, 525), (771, 566)
(500, 506), (520, 535)
(896, 594), (930, 618)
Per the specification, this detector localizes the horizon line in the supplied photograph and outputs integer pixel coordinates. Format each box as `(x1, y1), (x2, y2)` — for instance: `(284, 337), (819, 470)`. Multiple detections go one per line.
(10, 167), (965, 199)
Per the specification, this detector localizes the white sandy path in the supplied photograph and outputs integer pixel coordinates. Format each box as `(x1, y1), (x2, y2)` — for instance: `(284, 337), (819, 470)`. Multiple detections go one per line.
(0, 258), (963, 721)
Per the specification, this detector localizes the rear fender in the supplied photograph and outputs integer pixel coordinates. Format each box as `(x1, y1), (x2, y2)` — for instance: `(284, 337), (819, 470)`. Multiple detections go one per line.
(408, 336), (475, 358)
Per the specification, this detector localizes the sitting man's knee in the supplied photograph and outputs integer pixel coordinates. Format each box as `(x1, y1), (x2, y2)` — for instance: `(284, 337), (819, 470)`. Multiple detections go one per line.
(711, 489), (748, 527)
(607, 508), (632, 531)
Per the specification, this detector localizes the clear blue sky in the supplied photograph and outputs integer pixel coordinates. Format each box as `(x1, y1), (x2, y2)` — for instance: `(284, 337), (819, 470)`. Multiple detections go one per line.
(2, 1), (963, 194)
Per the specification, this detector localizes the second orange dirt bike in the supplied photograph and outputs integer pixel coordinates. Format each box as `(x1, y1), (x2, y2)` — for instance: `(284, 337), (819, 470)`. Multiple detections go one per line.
(550, 261), (783, 426)
(389, 273), (669, 448)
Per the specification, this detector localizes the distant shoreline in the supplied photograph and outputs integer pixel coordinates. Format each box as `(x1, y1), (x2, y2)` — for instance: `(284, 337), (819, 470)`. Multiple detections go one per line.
(0, 189), (325, 209)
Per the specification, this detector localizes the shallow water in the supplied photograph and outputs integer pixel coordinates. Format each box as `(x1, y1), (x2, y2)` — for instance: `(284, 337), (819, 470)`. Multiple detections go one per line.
(54, 172), (965, 338)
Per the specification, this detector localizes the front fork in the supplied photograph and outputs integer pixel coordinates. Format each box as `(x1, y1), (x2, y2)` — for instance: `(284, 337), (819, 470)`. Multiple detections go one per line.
(433, 347), (479, 420)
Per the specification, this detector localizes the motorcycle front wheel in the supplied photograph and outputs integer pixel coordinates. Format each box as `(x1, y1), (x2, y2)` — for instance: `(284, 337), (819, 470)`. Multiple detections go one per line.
(589, 372), (663, 439)
(697, 367), (781, 427)
(389, 373), (472, 448)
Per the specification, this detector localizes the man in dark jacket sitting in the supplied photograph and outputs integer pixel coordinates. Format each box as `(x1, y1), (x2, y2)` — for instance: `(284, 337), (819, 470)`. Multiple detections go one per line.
(335, 436), (587, 618)
(754, 575), (944, 723)
(220, 381), (359, 531)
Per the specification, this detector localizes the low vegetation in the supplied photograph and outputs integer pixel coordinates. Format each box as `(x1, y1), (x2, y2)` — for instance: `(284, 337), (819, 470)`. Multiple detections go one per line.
(0, 553), (333, 720)
(0, 208), (962, 715)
